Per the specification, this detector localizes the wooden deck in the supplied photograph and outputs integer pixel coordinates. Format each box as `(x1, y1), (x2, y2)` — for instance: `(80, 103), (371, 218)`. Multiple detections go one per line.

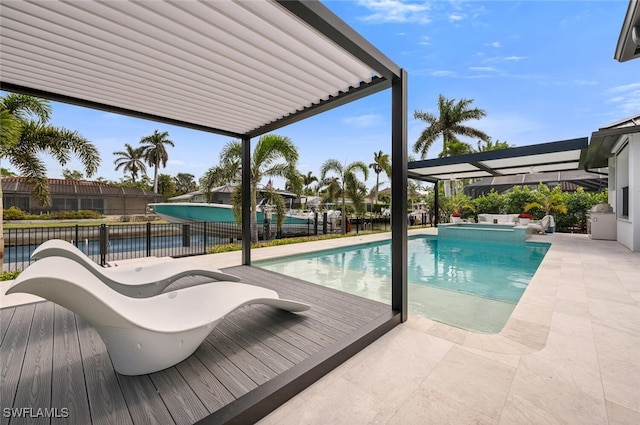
(0, 266), (397, 424)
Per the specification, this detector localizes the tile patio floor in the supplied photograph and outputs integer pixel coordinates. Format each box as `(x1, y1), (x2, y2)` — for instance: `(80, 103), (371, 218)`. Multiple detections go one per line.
(256, 230), (640, 424)
(2, 229), (639, 424)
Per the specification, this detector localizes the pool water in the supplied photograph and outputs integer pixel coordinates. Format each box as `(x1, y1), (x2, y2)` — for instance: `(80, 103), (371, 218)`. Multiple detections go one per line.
(255, 236), (550, 333)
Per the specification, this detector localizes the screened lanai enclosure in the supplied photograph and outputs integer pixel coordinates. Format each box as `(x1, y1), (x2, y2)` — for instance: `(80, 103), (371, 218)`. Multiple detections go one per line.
(0, 1), (407, 423)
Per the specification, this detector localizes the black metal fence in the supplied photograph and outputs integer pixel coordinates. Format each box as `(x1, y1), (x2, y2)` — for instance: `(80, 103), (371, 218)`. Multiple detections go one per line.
(3, 216), (397, 272)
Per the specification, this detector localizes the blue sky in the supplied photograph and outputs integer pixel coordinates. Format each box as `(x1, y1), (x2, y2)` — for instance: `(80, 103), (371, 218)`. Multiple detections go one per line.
(4, 0), (639, 191)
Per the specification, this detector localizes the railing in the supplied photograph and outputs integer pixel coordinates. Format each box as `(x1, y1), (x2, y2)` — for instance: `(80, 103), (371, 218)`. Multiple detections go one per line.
(2, 216), (395, 271)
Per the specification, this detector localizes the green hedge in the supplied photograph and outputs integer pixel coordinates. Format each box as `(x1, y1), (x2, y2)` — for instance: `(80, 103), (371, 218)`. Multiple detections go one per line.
(2, 207), (104, 221)
(438, 187), (608, 232)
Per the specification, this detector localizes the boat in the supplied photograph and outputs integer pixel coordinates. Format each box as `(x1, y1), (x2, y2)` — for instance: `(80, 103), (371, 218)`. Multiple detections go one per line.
(148, 202), (340, 239)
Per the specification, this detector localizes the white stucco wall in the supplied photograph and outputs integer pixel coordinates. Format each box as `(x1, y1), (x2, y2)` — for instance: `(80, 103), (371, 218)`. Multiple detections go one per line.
(613, 133), (640, 252)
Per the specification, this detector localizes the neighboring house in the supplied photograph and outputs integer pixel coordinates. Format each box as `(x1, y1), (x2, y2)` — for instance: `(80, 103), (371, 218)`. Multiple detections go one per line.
(168, 184), (235, 204)
(582, 115), (640, 252)
(1, 177), (164, 215)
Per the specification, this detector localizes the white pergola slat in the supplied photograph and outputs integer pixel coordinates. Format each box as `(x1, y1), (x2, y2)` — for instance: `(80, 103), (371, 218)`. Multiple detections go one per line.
(1, 0), (397, 137)
(408, 138), (589, 182)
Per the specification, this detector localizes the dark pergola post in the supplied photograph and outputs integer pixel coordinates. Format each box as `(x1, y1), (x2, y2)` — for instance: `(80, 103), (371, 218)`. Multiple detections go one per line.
(391, 69), (408, 322)
(242, 136), (251, 266)
(434, 181), (439, 227)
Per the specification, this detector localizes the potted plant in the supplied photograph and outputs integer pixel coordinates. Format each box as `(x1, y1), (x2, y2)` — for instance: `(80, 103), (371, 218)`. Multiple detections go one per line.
(450, 212), (462, 223)
(518, 213), (533, 225)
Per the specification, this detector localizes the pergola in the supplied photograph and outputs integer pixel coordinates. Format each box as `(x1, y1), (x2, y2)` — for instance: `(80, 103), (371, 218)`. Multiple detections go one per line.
(1, 0), (407, 419)
(408, 138), (589, 223)
(1, 0), (407, 314)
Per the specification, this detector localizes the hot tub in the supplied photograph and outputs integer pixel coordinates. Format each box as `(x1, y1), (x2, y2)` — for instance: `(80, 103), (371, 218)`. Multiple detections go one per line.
(438, 222), (529, 243)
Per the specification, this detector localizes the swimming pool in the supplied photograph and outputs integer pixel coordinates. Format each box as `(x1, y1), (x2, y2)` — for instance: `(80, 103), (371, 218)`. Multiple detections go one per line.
(255, 235), (550, 333)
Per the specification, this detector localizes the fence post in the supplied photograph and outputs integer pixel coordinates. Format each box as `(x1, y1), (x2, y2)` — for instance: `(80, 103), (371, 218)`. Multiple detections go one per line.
(146, 221), (152, 257)
(99, 224), (108, 266)
(314, 212), (318, 236)
(203, 221), (207, 255)
(182, 224), (191, 247)
(74, 225), (79, 247)
(323, 212), (328, 234)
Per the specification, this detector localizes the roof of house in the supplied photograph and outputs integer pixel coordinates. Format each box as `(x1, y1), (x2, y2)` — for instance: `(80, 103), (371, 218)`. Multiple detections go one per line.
(1, 177), (164, 199)
(614, 0), (640, 62)
(580, 113), (640, 169)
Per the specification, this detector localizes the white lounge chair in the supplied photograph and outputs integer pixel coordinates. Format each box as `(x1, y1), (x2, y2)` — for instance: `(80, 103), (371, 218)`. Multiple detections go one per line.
(527, 215), (553, 234)
(31, 239), (241, 298)
(7, 257), (310, 375)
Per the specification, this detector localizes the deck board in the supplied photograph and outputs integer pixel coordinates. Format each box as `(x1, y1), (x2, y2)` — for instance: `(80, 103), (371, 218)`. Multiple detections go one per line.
(76, 317), (133, 425)
(116, 374), (175, 425)
(0, 304), (35, 425)
(0, 307), (15, 344)
(51, 304), (91, 425)
(149, 367), (209, 425)
(12, 302), (54, 425)
(0, 266), (393, 424)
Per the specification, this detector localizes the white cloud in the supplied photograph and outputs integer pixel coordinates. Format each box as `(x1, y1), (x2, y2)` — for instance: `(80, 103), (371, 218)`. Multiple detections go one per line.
(608, 82), (640, 93)
(469, 66), (498, 72)
(419, 35), (430, 45)
(484, 55), (528, 63)
(342, 114), (383, 128)
(606, 83), (640, 115)
(449, 13), (464, 22)
(430, 70), (455, 77)
(356, 0), (431, 24)
(504, 55), (528, 61)
(485, 41), (501, 48)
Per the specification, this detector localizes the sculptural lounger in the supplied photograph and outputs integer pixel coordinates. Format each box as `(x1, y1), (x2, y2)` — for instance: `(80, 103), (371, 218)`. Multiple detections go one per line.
(31, 239), (241, 298)
(7, 257), (310, 375)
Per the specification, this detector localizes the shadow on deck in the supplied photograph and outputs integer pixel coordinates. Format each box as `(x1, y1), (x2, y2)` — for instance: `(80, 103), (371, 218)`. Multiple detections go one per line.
(1, 265), (399, 424)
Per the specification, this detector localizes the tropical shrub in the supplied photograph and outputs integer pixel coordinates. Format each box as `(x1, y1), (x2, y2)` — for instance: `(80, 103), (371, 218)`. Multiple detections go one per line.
(474, 189), (505, 214)
(3, 206), (27, 220)
(503, 186), (537, 214)
(524, 184), (568, 219)
(2, 207), (104, 221)
(0, 270), (21, 281)
(446, 194), (476, 218)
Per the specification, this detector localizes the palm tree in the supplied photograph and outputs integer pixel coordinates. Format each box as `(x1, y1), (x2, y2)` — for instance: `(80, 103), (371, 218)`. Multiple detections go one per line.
(219, 134), (299, 242)
(140, 130), (174, 193)
(1, 93), (100, 271)
(413, 94), (490, 159)
(199, 162), (239, 202)
(319, 177), (340, 205)
(157, 173), (176, 198)
(439, 140), (474, 157)
(320, 159), (369, 233)
(297, 171), (318, 208)
(477, 137), (512, 152)
(113, 143), (147, 183)
(174, 173), (197, 195)
(414, 94), (490, 196)
(302, 171), (318, 195)
(524, 183), (568, 218)
(369, 150), (391, 205)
